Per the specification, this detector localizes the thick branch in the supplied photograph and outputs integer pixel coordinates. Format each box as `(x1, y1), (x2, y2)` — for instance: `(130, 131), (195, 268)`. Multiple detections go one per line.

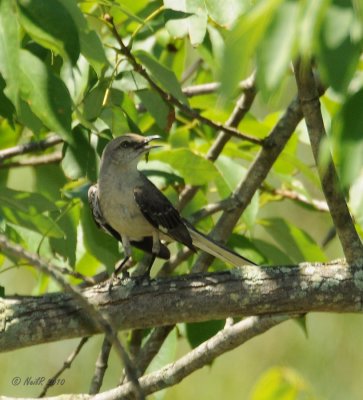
(294, 60), (363, 265)
(1, 259), (363, 352)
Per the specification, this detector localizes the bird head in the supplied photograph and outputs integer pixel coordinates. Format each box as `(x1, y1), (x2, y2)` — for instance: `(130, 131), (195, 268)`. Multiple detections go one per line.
(101, 134), (161, 167)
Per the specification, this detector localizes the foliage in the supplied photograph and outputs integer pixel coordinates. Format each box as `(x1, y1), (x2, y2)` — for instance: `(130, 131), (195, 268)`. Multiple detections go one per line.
(0, 0), (362, 398)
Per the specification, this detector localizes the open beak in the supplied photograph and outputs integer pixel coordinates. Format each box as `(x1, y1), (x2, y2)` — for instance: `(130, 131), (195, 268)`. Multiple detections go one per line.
(136, 135), (162, 152)
(137, 135), (162, 161)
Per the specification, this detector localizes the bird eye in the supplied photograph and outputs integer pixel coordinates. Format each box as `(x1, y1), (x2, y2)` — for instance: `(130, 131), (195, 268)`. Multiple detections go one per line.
(120, 141), (131, 149)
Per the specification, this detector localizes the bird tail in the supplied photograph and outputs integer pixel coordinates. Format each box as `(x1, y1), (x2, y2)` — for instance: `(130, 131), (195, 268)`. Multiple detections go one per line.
(186, 225), (256, 267)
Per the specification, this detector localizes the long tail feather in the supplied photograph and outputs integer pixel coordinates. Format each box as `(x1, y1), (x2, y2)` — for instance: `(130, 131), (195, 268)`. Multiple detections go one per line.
(187, 225), (256, 267)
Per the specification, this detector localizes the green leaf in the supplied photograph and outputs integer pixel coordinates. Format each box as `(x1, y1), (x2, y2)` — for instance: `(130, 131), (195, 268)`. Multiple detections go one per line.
(257, 0), (299, 97)
(61, 126), (98, 181)
(331, 88), (363, 188)
(205, 0), (246, 27)
(134, 50), (188, 105)
(137, 89), (170, 130)
(263, 218), (327, 263)
(61, 0), (108, 76)
(156, 148), (220, 185)
(253, 238), (293, 265)
(19, 50), (73, 143)
(186, 320), (225, 349)
(294, 315), (308, 338)
(215, 155), (247, 191)
(164, 0), (208, 45)
(318, 0), (362, 93)
(220, 0), (283, 99)
(83, 79), (110, 121)
(0, 75), (15, 123)
(17, 0), (80, 65)
(250, 366), (315, 400)
(0, 0), (21, 109)
(81, 204), (120, 273)
(115, 71), (148, 92)
(50, 201), (80, 268)
(228, 234), (266, 265)
(0, 188), (64, 238)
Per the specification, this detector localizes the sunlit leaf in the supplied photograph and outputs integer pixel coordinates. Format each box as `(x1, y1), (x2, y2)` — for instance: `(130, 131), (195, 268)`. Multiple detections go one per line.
(17, 0), (80, 65)
(135, 50), (188, 104)
(220, 0), (283, 99)
(250, 366), (316, 400)
(156, 148), (220, 185)
(257, 0), (299, 96)
(0, 0), (21, 109)
(19, 50), (73, 143)
(318, 0), (361, 93)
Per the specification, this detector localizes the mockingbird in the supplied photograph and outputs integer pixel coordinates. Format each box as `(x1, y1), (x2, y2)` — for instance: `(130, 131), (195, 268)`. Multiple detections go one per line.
(88, 133), (255, 276)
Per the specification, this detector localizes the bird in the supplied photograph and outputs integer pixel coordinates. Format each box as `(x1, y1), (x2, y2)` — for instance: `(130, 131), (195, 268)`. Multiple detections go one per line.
(88, 133), (256, 277)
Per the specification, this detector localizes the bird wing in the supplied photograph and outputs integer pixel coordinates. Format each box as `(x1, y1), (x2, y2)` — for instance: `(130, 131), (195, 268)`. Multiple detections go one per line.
(88, 184), (170, 259)
(134, 177), (195, 252)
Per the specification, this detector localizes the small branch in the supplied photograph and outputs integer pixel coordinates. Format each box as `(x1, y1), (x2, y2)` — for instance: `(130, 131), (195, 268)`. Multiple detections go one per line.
(89, 336), (113, 394)
(178, 72), (257, 210)
(182, 79), (254, 97)
(134, 325), (174, 377)
(0, 135), (63, 162)
(113, 315), (288, 399)
(39, 337), (89, 397)
(293, 60), (363, 266)
(264, 186), (329, 212)
(0, 152), (62, 169)
(106, 16), (262, 145)
(2, 259), (363, 352)
(0, 235), (144, 400)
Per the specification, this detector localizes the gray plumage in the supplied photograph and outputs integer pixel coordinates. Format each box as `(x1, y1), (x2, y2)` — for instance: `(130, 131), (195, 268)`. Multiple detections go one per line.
(88, 133), (256, 268)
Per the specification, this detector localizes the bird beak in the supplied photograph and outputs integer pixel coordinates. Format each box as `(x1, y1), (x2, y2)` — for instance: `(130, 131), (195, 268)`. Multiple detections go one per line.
(138, 135), (162, 162)
(138, 135), (162, 152)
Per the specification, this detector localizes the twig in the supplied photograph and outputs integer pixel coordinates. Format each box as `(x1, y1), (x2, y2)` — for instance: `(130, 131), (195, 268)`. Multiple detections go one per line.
(182, 77), (257, 97)
(89, 336), (113, 394)
(39, 337), (89, 397)
(0, 152), (63, 169)
(264, 186), (329, 212)
(0, 135), (63, 162)
(293, 60), (363, 266)
(0, 234), (144, 400)
(105, 15), (262, 145)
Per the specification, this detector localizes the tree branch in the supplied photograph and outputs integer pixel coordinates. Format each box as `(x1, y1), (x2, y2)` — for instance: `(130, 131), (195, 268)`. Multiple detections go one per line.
(0, 315), (288, 400)
(109, 315), (289, 399)
(0, 152), (62, 169)
(192, 95), (303, 272)
(293, 60), (363, 266)
(0, 235), (144, 399)
(0, 135), (63, 162)
(2, 259), (363, 353)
